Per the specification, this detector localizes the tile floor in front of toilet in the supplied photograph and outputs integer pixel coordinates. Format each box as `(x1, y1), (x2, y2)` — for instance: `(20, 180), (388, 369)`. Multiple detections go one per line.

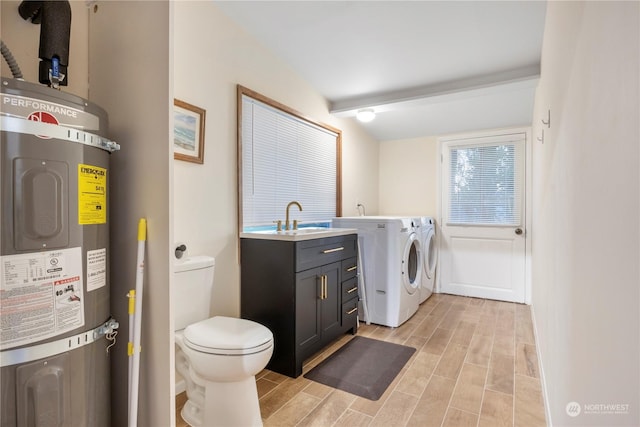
(176, 293), (546, 427)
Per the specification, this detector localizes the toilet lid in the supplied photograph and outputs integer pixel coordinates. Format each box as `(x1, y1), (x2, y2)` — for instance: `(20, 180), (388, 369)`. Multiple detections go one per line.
(183, 316), (273, 356)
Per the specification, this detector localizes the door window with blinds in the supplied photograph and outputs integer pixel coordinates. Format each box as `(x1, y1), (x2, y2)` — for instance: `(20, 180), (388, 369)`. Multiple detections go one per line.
(238, 86), (342, 230)
(447, 134), (525, 226)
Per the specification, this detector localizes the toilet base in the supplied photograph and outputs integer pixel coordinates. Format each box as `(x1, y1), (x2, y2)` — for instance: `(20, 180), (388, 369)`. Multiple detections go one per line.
(181, 376), (263, 427)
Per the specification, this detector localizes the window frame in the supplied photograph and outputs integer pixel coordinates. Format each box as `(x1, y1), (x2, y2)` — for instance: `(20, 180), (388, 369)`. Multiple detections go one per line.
(237, 85), (342, 232)
(444, 133), (526, 227)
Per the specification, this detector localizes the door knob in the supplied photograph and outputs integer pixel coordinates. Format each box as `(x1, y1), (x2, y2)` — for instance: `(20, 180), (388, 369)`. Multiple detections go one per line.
(515, 228), (523, 235)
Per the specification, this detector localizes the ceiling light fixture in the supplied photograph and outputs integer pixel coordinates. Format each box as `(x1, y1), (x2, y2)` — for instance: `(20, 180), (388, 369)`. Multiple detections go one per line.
(356, 108), (375, 123)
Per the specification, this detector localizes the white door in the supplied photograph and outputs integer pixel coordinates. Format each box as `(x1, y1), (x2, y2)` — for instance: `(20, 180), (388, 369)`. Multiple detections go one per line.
(439, 132), (527, 303)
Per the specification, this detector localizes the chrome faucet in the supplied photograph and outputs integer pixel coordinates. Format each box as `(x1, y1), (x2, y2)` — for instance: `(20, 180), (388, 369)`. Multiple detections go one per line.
(285, 201), (302, 230)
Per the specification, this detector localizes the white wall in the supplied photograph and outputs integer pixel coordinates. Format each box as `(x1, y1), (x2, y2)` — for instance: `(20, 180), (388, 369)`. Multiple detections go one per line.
(88, 2), (174, 426)
(379, 136), (438, 216)
(173, 1), (379, 316)
(531, 2), (639, 425)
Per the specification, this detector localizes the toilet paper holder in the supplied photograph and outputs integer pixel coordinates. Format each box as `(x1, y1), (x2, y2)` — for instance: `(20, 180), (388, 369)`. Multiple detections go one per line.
(175, 243), (187, 259)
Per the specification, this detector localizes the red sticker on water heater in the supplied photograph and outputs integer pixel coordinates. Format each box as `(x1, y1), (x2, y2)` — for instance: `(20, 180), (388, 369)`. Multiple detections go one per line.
(27, 111), (59, 139)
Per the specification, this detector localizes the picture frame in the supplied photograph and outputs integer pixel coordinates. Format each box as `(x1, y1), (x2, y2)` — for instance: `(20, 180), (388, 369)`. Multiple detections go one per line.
(173, 99), (206, 164)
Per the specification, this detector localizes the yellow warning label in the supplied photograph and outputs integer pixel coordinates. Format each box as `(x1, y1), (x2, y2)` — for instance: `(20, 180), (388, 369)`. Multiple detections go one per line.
(78, 164), (107, 224)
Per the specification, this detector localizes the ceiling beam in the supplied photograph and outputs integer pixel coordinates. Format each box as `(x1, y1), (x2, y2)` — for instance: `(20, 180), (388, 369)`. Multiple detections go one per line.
(329, 64), (540, 117)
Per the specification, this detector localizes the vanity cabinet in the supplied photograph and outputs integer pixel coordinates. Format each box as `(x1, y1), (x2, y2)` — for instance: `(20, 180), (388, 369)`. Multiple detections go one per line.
(295, 261), (340, 354)
(240, 233), (358, 378)
(340, 257), (359, 328)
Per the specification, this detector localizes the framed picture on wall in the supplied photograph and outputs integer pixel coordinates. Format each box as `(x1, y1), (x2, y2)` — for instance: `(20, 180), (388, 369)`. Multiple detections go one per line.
(173, 99), (206, 164)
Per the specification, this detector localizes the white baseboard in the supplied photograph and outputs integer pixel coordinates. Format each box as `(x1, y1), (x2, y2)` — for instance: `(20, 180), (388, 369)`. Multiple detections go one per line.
(530, 305), (553, 427)
(175, 372), (186, 395)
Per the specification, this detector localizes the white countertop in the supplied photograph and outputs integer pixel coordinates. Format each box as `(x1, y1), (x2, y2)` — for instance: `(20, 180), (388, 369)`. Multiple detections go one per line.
(240, 227), (357, 242)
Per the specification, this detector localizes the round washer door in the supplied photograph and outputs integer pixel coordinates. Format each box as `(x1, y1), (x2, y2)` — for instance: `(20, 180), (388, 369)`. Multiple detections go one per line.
(402, 232), (422, 294)
(423, 227), (437, 279)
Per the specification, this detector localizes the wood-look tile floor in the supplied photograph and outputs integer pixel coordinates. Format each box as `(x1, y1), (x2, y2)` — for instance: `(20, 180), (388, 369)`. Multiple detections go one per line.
(176, 293), (547, 427)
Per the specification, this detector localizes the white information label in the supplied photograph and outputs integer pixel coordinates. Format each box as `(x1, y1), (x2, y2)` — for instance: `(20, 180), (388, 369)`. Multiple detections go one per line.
(0, 247), (85, 350)
(86, 248), (107, 292)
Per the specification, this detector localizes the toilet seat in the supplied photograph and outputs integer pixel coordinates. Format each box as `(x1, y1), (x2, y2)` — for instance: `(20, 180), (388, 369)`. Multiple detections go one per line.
(183, 316), (273, 356)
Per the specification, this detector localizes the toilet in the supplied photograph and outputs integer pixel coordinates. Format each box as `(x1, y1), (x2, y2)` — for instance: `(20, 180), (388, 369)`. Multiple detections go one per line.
(174, 256), (273, 427)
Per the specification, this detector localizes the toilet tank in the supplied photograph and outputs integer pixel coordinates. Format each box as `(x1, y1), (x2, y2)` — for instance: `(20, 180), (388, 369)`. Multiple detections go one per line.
(174, 256), (215, 331)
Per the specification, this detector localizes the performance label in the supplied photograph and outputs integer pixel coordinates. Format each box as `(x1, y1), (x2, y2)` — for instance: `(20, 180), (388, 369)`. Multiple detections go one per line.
(78, 164), (107, 225)
(0, 93), (100, 129)
(86, 248), (107, 292)
(0, 247), (85, 350)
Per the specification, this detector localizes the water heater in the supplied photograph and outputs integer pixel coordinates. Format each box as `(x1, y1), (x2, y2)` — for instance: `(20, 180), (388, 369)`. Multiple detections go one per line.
(0, 78), (119, 425)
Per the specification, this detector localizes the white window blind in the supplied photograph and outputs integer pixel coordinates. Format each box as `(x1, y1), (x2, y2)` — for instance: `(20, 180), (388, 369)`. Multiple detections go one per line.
(448, 135), (525, 226)
(242, 95), (337, 228)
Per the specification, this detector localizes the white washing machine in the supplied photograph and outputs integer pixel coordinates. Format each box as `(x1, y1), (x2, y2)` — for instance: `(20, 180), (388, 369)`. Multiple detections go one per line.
(331, 216), (422, 327)
(418, 216), (438, 303)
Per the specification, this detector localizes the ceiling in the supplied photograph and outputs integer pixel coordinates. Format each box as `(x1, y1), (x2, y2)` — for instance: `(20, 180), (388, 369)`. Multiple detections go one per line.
(214, 1), (547, 141)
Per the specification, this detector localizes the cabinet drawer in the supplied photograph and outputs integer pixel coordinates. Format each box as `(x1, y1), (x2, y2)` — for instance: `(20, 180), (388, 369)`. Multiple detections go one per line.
(295, 234), (357, 272)
(342, 298), (358, 326)
(341, 257), (357, 281)
(341, 276), (359, 302)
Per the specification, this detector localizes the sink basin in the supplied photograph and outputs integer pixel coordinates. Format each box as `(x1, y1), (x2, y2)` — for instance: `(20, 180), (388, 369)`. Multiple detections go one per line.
(240, 227), (357, 241)
(283, 227), (327, 234)
(246, 227), (329, 235)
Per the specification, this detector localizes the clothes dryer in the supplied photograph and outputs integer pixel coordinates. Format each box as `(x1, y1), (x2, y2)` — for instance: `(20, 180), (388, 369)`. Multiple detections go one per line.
(418, 217), (438, 303)
(331, 216), (422, 327)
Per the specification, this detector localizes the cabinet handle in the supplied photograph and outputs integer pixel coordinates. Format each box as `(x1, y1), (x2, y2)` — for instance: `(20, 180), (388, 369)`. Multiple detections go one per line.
(346, 265), (357, 272)
(319, 275), (327, 299)
(323, 247), (344, 254)
(347, 286), (358, 294)
(346, 307), (358, 315)
(324, 276), (328, 299)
